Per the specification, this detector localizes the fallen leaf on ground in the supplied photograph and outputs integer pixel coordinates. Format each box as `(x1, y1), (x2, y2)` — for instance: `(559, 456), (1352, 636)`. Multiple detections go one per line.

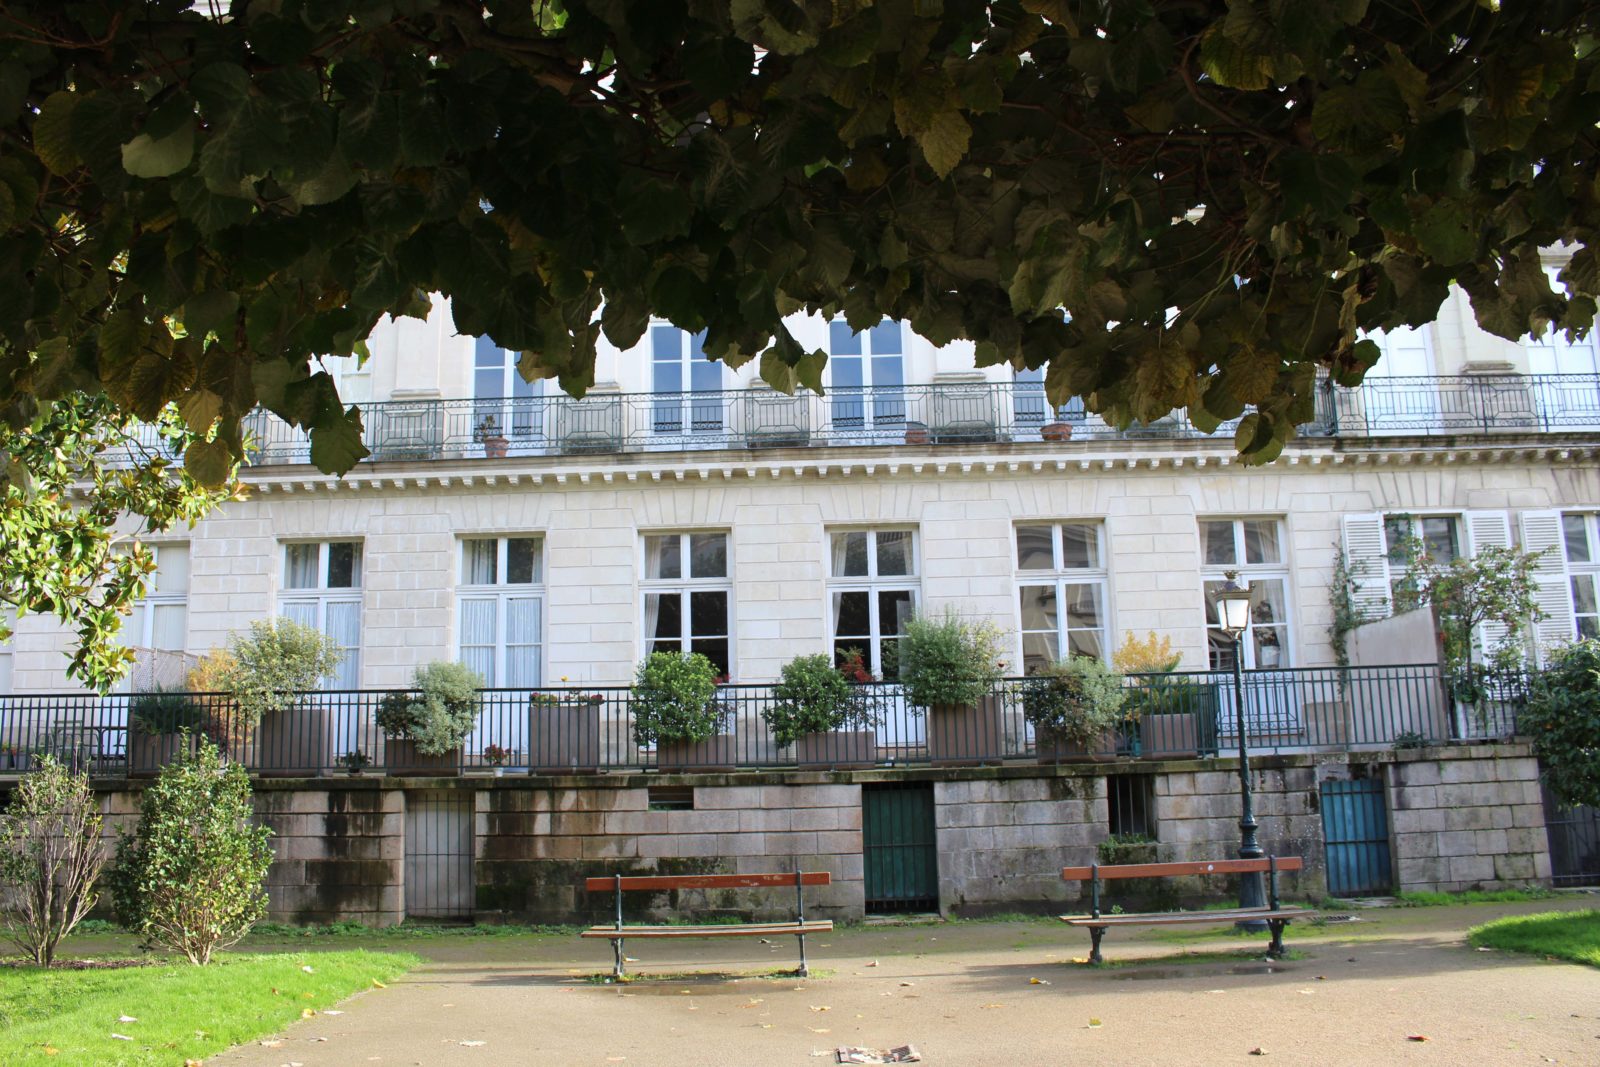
(301, 1009), (316, 1019)
(302, 966), (315, 973)
(810, 1005), (831, 1012)
(1029, 978), (1050, 986)
(41, 1048), (58, 1057)
(1088, 1019), (1101, 1028)
(980, 1003), (1004, 1009)
(899, 981), (913, 987)
(118, 1015), (138, 1023)
(1249, 1048), (1266, 1056)
(111, 1034), (132, 1041)
(865, 960), (879, 968)
(371, 979), (386, 988)
(323, 1010), (344, 1015)
(260, 1040), (284, 1048)
(809, 1027), (832, 1034)
(742, 1000), (764, 1008)
(1407, 1035), (1429, 1042)
(460, 1040), (486, 1047)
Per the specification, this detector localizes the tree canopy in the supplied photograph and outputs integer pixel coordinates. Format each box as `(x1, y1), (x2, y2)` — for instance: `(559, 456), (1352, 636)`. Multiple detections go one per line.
(2, 0), (1599, 684)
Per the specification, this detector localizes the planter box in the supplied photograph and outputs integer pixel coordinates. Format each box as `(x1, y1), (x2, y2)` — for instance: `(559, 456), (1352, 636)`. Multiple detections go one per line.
(656, 734), (737, 771)
(252, 706), (335, 777)
(529, 701), (604, 773)
(793, 730), (877, 770)
(1034, 726), (1117, 764)
(1138, 712), (1200, 759)
(384, 739), (461, 776)
(128, 729), (203, 777)
(927, 696), (1005, 765)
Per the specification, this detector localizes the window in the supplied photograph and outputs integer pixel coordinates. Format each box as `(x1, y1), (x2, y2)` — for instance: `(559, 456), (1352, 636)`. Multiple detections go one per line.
(1012, 367), (1085, 429)
(650, 325), (726, 437)
(280, 541), (362, 689)
(828, 529), (918, 679)
(1562, 514), (1600, 638)
(0, 609), (12, 695)
(472, 335), (541, 442)
(458, 537), (543, 687)
(1107, 774), (1155, 839)
(829, 319), (905, 432)
(322, 353), (372, 405)
(126, 542), (190, 655)
(642, 533), (732, 677)
(1016, 523), (1108, 672)
(1383, 514), (1461, 606)
(1201, 519), (1291, 670)
(647, 785), (695, 811)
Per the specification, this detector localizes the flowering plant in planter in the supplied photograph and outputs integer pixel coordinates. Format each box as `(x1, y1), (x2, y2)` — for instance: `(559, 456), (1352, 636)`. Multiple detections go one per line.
(336, 749), (370, 774)
(763, 653), (879, 748)
(1022, 656), (1127, 747)
(482, 744), (512, 767)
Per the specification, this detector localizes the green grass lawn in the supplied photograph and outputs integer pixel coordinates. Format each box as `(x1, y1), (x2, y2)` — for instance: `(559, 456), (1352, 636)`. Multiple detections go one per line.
(1467, 909), (1600, 967)
(0, 949), (419, 1066)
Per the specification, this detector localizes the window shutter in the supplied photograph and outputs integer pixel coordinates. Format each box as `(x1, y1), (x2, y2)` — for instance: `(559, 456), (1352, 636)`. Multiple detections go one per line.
(1519, 510), (1576, 663)
(1463, 510), (1515, 656)
(1341, 514), (1391, 619)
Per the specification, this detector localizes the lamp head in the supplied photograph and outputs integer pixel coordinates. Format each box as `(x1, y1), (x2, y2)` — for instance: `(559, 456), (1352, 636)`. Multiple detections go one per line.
(1215, 570), (1253, 638)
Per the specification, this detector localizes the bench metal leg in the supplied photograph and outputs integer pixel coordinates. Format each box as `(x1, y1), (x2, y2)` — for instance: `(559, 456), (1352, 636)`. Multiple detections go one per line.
(1089, 927), (1106, 966)
(1266, 920), (1287, 960)
(613, 938), (626, 979)
(797, 931), (809, 978)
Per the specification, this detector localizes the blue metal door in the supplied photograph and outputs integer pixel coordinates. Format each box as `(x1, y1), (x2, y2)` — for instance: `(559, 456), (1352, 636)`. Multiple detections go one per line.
(1320, 778), (1394, 897)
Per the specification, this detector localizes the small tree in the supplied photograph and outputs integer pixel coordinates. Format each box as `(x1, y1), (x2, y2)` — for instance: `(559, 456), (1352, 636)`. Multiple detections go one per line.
(896, 610), (1006, 710)
(0, 757), (106, 965)
(1521, 639), (1600, 809)
(764, 653), (876, 747)
(375, 661), (485, 755)
(631, 651), (723, 746)
(223, 618), (345, 726)
(110, 737), (273, 965)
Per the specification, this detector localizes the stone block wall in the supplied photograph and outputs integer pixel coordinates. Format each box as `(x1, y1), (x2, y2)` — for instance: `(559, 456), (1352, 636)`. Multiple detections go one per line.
(933, 773), (1102, 915)
(253, 783), (405, 925)
(1386, 746), (1552, 891)
(475, 777), (863, 923)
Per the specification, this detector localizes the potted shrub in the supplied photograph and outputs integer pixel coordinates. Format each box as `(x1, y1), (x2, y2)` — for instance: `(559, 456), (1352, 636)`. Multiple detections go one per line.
(1022, 656), (1126, 762)
(127, 688), (209, 775)
(898, 610), (1007, 764)
(376, 661), (484, 775)
(336, 749), (371, 776)
(1113, 631), (1214, 757)
(764, 653), (879, 769)
(482, 743), (512, 777)
(528, 687), (606, 773)
(632, 652), (732, 770)
(476, 415), (510, 458)
(208, 620), (345, 775)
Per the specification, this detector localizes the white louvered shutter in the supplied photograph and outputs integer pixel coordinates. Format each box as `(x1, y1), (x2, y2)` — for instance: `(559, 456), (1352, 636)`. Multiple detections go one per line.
(1519, 510), (1577, 663)
(1464, 510), (1515, 656)
(1342, 514), (1392, 619)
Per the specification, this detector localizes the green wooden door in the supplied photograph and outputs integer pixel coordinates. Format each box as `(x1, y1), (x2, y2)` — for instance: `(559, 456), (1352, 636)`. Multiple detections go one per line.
(863, 782), (938, 913)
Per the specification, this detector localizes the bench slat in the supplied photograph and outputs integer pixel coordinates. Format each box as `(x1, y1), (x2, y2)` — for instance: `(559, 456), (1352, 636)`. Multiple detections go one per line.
(1060, 857), (1304, 881)
(1061, 908), (1316, 928)
(584, 873), (831, 892)
(582, 921), (833, 940)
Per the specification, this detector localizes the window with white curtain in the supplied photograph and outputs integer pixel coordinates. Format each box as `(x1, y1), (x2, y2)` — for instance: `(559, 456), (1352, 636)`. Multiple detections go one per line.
(1016, 523), (1108, 671)
(458, 537), (543, 687)
(828, 529), (918, 680)
(1200, 518), (1292, 671)
(125, 543), (190, 656)
(280, 541), (362, 689)
(1560, 513), (1600, 639)
(642, 533), (732, 677)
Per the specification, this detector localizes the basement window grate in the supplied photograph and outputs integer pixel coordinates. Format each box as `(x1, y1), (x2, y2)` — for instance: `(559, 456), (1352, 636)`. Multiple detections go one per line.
(1107, 774), (1155, 839)
(647, 785), (695, 811)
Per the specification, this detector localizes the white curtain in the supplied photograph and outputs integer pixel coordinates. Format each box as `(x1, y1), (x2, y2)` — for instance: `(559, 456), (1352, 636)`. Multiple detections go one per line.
(154, 544), (190, 595)
(459, 597), (497, 684)
(506, 596), (541, 688)
(324, 601), (361, 689)
(151, 603), (186, 651)
(642, 593), (665, 653)
(462, 540), (497, 585)
(284, 544), (320, 589)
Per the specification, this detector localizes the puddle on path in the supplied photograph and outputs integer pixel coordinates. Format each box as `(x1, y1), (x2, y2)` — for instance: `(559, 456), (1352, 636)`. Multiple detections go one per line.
(1110, 964), (1290, 981)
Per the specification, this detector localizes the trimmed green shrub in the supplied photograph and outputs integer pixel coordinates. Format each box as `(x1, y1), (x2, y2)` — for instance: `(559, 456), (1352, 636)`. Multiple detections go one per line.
(0, 757), (106, 965)
(632, 651), (722, 745)
(1022, 657), (1127, 745)
(376, 661), (484, 756)
(129, 687), (208, 734)
(764, 653), (875, 747)
(223, 617), (345, 726)
(897, 609), (1005, 709)
(1521, 638), (1600, 808)
(110, 738), (273, 964)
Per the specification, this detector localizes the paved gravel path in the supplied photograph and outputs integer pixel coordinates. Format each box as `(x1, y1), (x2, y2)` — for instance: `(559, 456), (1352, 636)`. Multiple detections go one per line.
(209, 900), (1600, 1067)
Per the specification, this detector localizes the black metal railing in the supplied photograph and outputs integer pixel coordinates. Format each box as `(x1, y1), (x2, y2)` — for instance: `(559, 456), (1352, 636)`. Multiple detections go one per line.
(0, 664), (1507, 779)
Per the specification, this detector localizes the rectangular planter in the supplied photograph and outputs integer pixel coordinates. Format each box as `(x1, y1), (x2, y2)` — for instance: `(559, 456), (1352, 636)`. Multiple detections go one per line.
(793, 730), (877, 770)
(127, 729), (202, 777)
(529, 701), (603, 774)
(1034, 726), (1116, 764)
(927, 696), (1005, 765)
(384, 739), (461, 776)
(656, 734), (737, 772)
(1138, 712), (1200, 759)
(252, 706), (335, 777)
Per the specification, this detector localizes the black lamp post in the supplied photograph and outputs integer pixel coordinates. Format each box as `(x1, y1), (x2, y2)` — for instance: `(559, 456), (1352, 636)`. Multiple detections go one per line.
(1214, 571), (1266, 917)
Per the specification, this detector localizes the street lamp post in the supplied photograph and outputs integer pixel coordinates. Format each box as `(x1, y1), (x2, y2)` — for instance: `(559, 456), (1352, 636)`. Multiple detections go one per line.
(1214, 571), (1266, 918)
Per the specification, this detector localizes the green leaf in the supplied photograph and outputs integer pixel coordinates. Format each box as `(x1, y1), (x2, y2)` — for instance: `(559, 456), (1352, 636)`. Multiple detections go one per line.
(620, 178), (693, 245)
(0, 62), (29, 125)
(1278, 151), (1357, 219)
(1413, 201), (1476, 263)
(917, 110), (972, 178)
(33, 91), (81, 175)
(179, 388), (224, 435)
(1199, 24), (1273, 91)
(183, 436), (234, 488)
(309, 407), (370, 474)
(601, 288), (650, 351)
(121, 122), (196, 178)
(287, 153), (358, 206)
(183, 290), (240, 339)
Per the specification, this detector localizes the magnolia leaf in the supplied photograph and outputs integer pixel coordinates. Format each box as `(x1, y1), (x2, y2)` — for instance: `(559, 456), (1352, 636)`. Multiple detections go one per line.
(917, 110), (972, 178)
(121, 122), (195, 178)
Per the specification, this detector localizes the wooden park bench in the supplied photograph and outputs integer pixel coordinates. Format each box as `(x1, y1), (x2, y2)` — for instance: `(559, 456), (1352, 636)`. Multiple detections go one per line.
(1059, 856), (1315, 964)
(581, 871), (833, 978)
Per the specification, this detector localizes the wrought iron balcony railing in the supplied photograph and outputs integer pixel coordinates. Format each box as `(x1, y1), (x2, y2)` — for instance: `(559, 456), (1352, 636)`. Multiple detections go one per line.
(110, 374), (1600, 468)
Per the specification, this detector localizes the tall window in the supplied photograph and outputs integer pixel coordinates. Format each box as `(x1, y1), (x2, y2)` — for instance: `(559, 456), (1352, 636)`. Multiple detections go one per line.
(0, 609), (12, 695)
(280, 542), (362, 689)
(459, 537), (543, 687)
(126, 542), (190, 657)
(1012, 367), (1085, 429)
(472, 336), (541, 441)
(828, 529), (918, 679)
(829, 320), (905, 432)
(1561, 513), (1600, 639)
(642, 533), (732, 676)
(1016, 523), (1108, 672)
(1383, 514), (1460, 605)
(1201, 519), (1291, 670)
(651, 325), (726, 437)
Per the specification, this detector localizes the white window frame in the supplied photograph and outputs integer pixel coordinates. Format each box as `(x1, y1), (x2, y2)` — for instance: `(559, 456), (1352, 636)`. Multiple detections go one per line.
(457, 536), (544, 688)
(1015, 522), (1110, 669)
(1565, 514), (1600, 639)
(279, 541), (363, 690)
(125, 542), (190, 654)
(1200, 518), (1294, 671)
(828, 319), (907, 433)
(826, 527), (920, 680)
(1381, 513), (1463, 605)
(640, 532), (734, 678)
(649, 324), (727, 438)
